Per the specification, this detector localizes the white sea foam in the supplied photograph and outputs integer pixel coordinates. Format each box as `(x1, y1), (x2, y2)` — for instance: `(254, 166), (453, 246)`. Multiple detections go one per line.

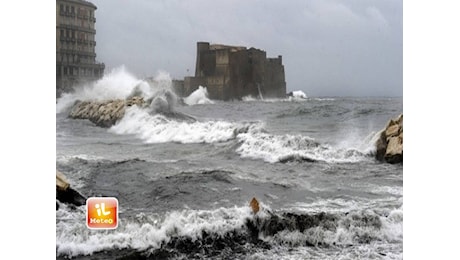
(236, 131), (369, 163)
(56, 66), (176, 113)
(242, 95), (308, 103)
(284, 197), (402, 215)
(110, 106), (258, 144)
(313, 98), (336, 101)
(242, 95), (258, 102)
(183, 86), (214, 105)
(56, 154), (105, 163)
(56, 201), (402, 258)
(109, 105), (371, 163)
(291, 90), (308, 99)
(263, 206), (403, 250)
(56, 205), (254, 257)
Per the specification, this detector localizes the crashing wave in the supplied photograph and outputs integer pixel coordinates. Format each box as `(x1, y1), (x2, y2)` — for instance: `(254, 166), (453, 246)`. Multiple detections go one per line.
(291, 90), (308, 99)
(56, 66), (178, 114)
(56, 203), (402, 258)
(109, 106), (373, 163)
(183, 86), (214, 105)
(236, 131), (369, 163)
(110, 106), (257, 144)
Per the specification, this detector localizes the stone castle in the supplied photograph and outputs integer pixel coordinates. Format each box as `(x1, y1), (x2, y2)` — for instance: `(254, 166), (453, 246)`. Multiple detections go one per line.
(175, 42), (286, 100)
(55, 2), (286, 101)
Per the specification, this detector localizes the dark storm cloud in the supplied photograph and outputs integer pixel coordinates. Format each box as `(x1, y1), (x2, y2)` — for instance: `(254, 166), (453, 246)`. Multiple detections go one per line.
(91, 0), (402, 97)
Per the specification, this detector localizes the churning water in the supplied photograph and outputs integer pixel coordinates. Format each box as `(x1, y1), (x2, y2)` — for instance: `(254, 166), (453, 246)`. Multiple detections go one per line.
(56, 67), (402, 259)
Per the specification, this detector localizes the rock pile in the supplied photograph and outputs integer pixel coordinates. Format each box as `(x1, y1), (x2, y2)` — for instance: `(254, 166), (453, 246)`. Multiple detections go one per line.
(375, 114), (403, 164)
(69, 96), (145, 127)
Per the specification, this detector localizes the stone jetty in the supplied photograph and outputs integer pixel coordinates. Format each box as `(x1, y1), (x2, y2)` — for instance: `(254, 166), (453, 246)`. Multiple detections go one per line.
(69, 96), (145, 127)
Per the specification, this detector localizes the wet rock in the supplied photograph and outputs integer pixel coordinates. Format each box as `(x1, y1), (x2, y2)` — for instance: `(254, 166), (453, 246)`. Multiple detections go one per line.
(56, 170), (86, 208)
(250, 197), (260, 214)
(56, 187), (86, 207)
(69, 97), (146, 127)
(56, 170), (70, 191)
(375, 114), (403, 164)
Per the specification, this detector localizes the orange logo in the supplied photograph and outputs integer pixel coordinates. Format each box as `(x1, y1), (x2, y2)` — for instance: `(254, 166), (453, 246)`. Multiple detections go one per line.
(86, 197), (118, 229)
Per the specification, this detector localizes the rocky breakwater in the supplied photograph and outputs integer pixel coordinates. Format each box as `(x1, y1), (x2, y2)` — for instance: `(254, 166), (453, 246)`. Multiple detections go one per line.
(69, 96), (145, 127)
(375, 114), (403, 164)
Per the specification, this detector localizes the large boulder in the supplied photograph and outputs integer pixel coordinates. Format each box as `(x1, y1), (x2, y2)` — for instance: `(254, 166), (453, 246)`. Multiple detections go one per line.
(375, 114), (403, 164)
(69, 96), (145, 127)
(56, 170), (86, 209)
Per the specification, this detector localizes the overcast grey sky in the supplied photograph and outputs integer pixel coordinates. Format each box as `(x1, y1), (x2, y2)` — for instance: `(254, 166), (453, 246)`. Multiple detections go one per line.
(91, 0), (402, 97)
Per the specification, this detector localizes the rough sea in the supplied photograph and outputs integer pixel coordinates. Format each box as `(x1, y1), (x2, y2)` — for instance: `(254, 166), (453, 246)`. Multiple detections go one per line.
(56, 67), (403, 259)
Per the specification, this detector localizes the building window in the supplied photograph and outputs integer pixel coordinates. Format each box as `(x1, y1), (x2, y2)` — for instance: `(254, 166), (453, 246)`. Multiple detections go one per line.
(66, 6), (69, 13)
(71, 6), (75, 14)
(60, 5), (64, 13)
(64, 67), (68, 75)
(72, 31), (75, 39)
(60, 29), (64, 39)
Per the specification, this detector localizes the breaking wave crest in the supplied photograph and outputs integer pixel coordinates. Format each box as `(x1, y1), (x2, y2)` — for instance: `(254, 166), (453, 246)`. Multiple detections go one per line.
(110, 106), (258, 144)
(236, 131), (369, 163)
(183, 86), (214, 105)
(56, 66), (178, 114)
(56, 203), (402, 258)
(109, 106), (373, 163)
(289, 90), (308, 99)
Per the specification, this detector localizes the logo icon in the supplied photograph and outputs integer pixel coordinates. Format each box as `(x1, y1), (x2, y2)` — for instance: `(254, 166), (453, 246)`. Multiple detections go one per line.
(86, 197), (118, 229)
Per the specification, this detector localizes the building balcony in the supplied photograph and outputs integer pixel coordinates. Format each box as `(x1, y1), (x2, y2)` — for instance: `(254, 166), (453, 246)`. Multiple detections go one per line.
(76, 38), (89, 44)
(77, 14), (89, 20)
(57, 24), (95, 34)
(59, 10), (76, 18)
(59, 36), (73, 42)
(58, 48), (97, 57)
(60, 36), (79, 43)
(57, 61), (105, 69)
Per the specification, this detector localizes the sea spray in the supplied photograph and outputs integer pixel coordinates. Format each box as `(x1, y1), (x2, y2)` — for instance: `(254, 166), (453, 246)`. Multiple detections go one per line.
(236, 131), (369, 163)
(56, 205), (254, 257)
(56, 66), (177, 114)
(242, 95), (258, 102)
(109, 106), (258, 144)
(57, 66), (140, 113)
(183, 86), (214, 105)
(56, 201), (402, 258)
(109, 103), (373, 163)
(56, 96), (403, 259)
(291, 90), (308, 99)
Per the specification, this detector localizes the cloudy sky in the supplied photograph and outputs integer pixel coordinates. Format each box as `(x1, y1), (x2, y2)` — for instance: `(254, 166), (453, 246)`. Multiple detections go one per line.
(91, 0), (402, 97)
